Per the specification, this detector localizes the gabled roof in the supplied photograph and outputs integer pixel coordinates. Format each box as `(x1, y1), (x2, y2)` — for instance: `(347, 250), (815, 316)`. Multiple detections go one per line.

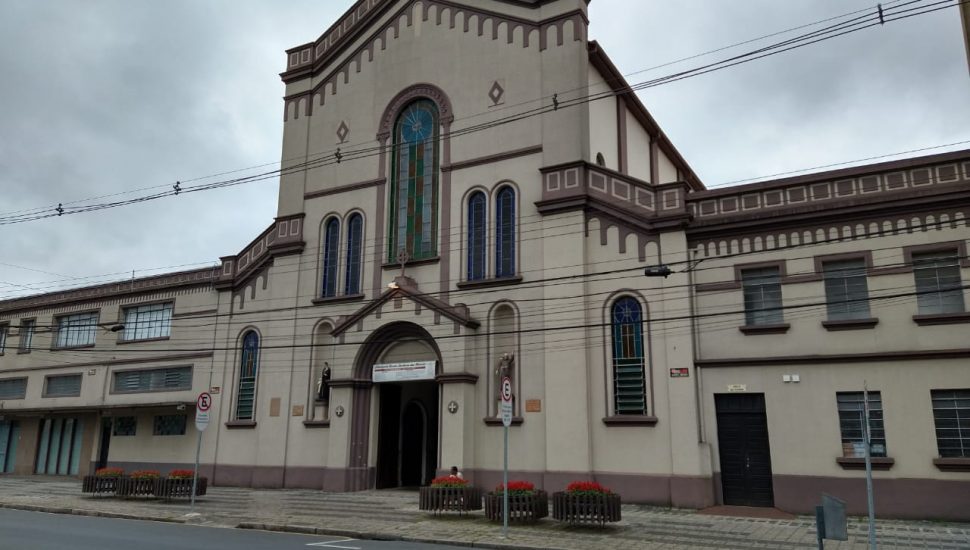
(331, 275), (479, 336)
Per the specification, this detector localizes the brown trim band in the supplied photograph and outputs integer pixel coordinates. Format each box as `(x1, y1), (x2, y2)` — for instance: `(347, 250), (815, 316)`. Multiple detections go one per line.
(738, 323), (790, 335)
(836, 456), (894, 470)
(913, 313), (970, 326)
(455, 276), (523, 290)
(311, 294), (366, 306)
(441, 145), (542, 173)
(696, 348), (970, 367)
(436, 372), (479, 384)
(0, 351), (214, 374)
(822, 318), (879, 331)
(303, 420), (331, 428)
(484, 416), (523, 426)
(933, 457), (970, 471)
(304, 178), (385, 200)
(602, 415), (659, 426)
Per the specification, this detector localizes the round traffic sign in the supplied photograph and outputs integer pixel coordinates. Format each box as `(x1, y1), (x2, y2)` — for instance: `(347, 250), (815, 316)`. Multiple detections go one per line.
(501, 377), (513, 402)
(197, 392), (212, 412)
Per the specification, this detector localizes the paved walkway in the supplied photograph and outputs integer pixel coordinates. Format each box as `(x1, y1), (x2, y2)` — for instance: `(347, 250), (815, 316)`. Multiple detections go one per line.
(0, 477), (967, 549)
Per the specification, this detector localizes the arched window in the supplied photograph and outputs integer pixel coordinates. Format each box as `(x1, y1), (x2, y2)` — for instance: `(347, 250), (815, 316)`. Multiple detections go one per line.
(389, 99), (439, 261)
(495, 186), (515, 278)
(467, 192), (486, 281)
(611, 297), (646, 415)
(235, 331), (260, 421)
(344, 214), (363, 295)
(321, 218), (340, 297)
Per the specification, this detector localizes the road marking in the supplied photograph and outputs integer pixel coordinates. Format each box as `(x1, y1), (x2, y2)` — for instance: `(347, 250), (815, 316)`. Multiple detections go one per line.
(306, 537), (361, 549)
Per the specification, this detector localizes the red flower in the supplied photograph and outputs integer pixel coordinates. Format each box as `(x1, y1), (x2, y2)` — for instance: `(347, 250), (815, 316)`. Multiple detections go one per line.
(566, 481), (611, 495)
(430, 476), (468, 488)
(95, 467), (124, 478)
(168, 469), (196, 480)
(494, 480), (535, 495)
(129, 470), (161, 480)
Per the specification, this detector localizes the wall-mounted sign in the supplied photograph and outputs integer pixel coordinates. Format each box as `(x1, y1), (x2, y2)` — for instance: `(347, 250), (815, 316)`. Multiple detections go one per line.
(669, 368), (689, 378)
(727, 384), (747, 393)
(525, 399), (541, 413)
(373, 360), (437, 383)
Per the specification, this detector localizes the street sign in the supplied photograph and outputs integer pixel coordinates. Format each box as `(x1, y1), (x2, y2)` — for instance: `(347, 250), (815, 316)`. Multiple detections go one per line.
(195, 392), (212, 432)
(500, 376), (513, 427)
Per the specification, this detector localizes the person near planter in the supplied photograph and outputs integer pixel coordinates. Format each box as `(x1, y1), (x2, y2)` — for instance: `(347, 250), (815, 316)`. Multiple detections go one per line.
(449, 466), (463, 479)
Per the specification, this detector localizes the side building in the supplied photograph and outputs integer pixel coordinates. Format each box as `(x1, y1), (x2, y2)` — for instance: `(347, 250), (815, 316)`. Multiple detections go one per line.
(0, 0), (967, 520)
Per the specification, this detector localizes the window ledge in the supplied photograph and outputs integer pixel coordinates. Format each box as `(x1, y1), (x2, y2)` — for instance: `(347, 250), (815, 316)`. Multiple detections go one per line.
(116, 336), (171, 345)
(836, 457), (894, 470)
(483, 416), (523, 426)
(933, 457), (970, 472)
(913, 312), (970, 326)
(303, 419), (330, 428)
(602, 415), (659, 426)
(225, 420), (257, 429)
(312, 294), (365, 305)
(822, 318), (879, 331)
(381, 256), (440, 270)
(456, 276), (523, 290)
(739, 323), (790, 335)
(51, 343), (96, 351)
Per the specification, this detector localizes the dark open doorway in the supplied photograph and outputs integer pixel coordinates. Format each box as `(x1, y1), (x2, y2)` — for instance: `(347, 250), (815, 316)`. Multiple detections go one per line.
(376, 381), (438, 488)
(715, 393), (775, 507)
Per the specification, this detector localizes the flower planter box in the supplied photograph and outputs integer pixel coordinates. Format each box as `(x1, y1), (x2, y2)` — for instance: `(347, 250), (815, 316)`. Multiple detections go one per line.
(116, 477), (161, 498)
(484, 490), (548, 523)
(418, 486), (482, 515)
(155, 477), (208, 500)
(552, 491), (621, 525)
(81, 476), (121, 496)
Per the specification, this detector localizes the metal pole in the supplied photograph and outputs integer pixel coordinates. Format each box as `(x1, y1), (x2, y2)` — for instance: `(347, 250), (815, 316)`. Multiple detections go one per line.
(190, 428), (202, 514)
(502, 423), (509, 538)
(863, 383), (877, 549)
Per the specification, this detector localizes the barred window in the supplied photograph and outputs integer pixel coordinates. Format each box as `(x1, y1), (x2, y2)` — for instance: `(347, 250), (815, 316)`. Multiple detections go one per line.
(466, 191), (486, 281)
(495, 186), (516, 278)
(344, 214), (363, 295)
(18, 319), (35, 352)
(913, 251), (965, 315)
(112, 366), (192, 393)
(122, 303), (173, 341)
(153, 415), (186, 436)
(235, 331), (260, 420)
(931, 389), (970, 458)
(837, 391), (886, 458)
(741, 267), (783, 326)
(44, 374), (82, 398)
(112, 416), (137, 436)
(0, 378), (27, 400)
(823, 259), (871, 320)
(55, 312), (98, 348)
(321, 218), (340, 298)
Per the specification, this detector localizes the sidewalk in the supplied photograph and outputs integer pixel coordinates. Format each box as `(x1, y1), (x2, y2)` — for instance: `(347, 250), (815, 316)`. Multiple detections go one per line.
(0, 477), (967, 549)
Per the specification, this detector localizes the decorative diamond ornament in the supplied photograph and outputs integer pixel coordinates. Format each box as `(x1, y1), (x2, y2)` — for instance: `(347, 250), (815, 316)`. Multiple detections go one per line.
(336, 121), (350, 143)
(488, 80), (505, 106)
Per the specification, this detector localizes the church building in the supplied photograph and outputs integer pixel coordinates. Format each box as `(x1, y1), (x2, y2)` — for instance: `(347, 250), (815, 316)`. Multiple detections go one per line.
(1, 0), (968, 520)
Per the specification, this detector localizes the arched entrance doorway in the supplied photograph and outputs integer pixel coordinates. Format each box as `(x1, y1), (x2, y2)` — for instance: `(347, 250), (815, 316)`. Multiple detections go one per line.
(348, 322), (441, 490)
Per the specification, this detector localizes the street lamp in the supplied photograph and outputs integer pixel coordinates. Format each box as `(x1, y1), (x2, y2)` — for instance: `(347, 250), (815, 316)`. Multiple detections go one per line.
(643, 265), (672, 278)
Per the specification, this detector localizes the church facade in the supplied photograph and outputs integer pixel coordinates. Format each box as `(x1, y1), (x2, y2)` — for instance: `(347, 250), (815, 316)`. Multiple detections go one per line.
(1, 0), (968, 520)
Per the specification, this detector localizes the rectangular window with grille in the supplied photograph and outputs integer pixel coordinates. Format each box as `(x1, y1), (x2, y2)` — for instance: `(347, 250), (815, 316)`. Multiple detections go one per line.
(44, 374), (82, 398)
(931, 389), (970, 458)
(913, 250), (965, 315)
(837, 391), (886, 458)
(18, 319), (35, 352)
(153, 414), (186, 436)
(741, 267), (783, 326)
(0, 323), (7, 354)
(0, 378), (27, 400)
(122, 302), (173, 341)
(112, 366), (192, 394)
(823, 259), (871, 320)
(55, 312), (98, 348)
(112, 416), (137, 436)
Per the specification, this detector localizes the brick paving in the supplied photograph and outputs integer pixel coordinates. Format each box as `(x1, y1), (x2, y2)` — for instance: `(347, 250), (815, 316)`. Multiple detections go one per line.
(0, 477), (968, 549)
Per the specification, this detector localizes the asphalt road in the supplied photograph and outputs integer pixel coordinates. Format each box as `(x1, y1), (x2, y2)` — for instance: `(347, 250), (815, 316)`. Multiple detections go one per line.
(0, 509), (469, 550)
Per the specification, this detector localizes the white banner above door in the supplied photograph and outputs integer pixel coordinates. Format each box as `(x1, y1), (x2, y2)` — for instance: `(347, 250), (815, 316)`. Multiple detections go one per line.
(373, 360), (437, 383)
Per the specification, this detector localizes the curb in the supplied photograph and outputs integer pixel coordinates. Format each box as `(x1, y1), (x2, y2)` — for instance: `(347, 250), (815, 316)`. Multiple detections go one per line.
(0, 502), (186, 525)
(236, 522), (569, 550)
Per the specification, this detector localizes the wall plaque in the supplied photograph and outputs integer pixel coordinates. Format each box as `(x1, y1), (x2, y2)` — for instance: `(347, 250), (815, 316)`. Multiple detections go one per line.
(525, 399), (541, 412)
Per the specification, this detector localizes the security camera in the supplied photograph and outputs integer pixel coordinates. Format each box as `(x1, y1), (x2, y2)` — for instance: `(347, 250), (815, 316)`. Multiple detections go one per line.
(176, 404), (186, 411)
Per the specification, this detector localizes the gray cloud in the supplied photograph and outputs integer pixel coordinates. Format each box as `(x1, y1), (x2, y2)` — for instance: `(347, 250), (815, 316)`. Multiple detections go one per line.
(1, 0), (967, 296)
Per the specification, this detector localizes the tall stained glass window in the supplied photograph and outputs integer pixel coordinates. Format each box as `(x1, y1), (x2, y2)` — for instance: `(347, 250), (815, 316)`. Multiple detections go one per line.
(345, 214), (363, 295)
(235, 331), (260, 421)
(611, 297), (647, 415)
(467, 192), (486, 281)
(321, 218), (340, 298)
(389, 100), (439, 261)
(495, 187), (516, 278)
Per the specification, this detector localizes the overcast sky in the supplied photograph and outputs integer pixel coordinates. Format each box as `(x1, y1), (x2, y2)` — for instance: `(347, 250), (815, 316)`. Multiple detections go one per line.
(1, 0), (967, 299)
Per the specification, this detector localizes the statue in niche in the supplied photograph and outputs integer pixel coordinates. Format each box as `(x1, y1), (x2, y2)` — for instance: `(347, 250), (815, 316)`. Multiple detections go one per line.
(316, 363), (332, 405)
(493, 352), (515, 414)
